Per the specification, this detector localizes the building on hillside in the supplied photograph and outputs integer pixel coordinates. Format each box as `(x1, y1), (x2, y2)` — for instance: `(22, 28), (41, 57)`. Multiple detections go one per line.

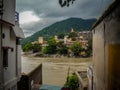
(38, 37), (44, 44)
(78, 31), (92, 41)
(37, 37), (47, 47)
(90, 0), (120, 90)
(71, 28), (75, 33)
(78, 31), (92, 49)
(54, 35), (64, 43)
(54, 35), (59, 42)
(64, 29), (91, 49)
(31, 41), (39, 44)
(64, 35), (75, 46)
(0, 0), (24, 90)
(64, 28), (77, 45)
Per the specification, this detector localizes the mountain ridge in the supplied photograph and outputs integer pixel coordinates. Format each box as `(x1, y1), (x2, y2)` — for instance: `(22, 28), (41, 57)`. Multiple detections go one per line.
(21, 17), (97, 46)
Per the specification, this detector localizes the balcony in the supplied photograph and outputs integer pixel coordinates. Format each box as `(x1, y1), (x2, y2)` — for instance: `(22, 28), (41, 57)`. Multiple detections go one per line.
(15, 12), (19, 23)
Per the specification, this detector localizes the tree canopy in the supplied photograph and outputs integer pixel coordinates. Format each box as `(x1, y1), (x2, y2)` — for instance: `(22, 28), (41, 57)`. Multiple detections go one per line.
(42, 38), (57, 54)
(70, 42), (83, 56)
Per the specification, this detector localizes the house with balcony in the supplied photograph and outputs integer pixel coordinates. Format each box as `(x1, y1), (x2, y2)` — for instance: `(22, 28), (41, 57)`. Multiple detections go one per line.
(0, 0), (24, 90)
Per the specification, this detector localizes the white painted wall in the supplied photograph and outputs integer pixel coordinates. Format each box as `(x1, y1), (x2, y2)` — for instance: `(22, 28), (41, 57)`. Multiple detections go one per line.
(2, 25), (18, 90)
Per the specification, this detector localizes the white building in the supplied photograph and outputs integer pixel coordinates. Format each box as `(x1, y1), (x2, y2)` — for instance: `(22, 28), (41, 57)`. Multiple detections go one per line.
(0, 0), (24, 90)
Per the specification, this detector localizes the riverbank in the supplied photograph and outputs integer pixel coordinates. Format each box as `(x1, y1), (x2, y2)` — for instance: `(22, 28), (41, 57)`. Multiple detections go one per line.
(22, 55), (92, 86)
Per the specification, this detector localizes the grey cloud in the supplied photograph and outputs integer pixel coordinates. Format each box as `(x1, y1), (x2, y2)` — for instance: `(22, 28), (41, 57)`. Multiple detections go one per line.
(17, 0), (113, 18)
(21, 17), (66, 37)
(16, 0), (113, 37)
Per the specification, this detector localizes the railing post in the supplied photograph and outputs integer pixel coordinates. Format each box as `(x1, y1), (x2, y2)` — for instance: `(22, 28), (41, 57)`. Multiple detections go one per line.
(15, 12), (19, 23)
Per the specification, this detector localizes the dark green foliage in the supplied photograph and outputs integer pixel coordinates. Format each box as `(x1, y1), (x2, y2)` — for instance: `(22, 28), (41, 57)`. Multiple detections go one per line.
(68, 32), (78, 38)
(86, 38), (92, 56)
(21, 18), (96, 47)
(42, 39), (68, 55)
(70, 42), (83, 56)
(42, 45), (56, 54)
(23, 43), (42, 53)
(42, 38), (57, 54)
(58, 33), (65, 39)
(71, 37), (76, 41)
(42, 46), (48, 54)
(23, 43), (33, 52)
(33, 43), (42, 53)
(56, 41), (68, 55)
(47, 38), (57, 46)
(65, 74), (79, 90)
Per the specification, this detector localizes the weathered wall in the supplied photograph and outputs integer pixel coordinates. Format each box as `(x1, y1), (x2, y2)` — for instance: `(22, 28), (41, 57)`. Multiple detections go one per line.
(93, 22), (105, 90)
(2, 24), (18, 90)
(105, 5), (120, 90)
(3, 0), (15, 25)
(0, 24), (4, 90)
(93, 4), (120, 90)
(18, 64), (42, 90)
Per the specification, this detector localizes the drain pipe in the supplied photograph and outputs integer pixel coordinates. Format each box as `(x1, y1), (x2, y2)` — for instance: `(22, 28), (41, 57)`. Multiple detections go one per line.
(0, 0), (4, 89)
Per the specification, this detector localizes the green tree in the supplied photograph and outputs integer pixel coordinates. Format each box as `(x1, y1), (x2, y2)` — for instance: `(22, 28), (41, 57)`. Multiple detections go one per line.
(70, 42), (82, 56)
(33, 43), (42, 53)
(86, 38), (92, 56)
(68, 32), (78, 38)
(42, 38), (57, 54)
(58, 33), (65, 39)
(42, 46), (48, 54)
(56, 41), (68, 55)
(47, 38), (57, 46)
(23, 43), (33, 52)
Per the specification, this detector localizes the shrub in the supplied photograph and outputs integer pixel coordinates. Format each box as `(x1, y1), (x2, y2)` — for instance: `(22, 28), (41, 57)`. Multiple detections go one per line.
(65, 74), (79, 90)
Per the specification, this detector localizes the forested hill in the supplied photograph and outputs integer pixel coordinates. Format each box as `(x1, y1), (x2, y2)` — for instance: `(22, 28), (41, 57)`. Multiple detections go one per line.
(21, 17), (96, 46)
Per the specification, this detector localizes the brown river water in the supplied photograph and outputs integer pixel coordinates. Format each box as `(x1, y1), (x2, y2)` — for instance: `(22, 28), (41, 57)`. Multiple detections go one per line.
(22, 56), (92, 86)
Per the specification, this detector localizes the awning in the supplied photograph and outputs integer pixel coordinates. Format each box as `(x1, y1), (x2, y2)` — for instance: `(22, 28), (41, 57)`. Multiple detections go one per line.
(12, 25), (25, 38)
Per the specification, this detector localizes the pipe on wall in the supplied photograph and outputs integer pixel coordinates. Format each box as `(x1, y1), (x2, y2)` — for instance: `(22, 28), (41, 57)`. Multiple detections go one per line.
(0, 0), (4, 89)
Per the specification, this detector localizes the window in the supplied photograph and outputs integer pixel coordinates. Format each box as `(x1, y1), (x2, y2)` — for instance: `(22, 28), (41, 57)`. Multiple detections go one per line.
(16, 38), (20, 45)
(3, 47), (8, 67)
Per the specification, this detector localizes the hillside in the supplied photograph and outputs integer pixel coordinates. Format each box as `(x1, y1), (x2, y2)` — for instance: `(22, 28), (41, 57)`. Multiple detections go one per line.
(21, 17), (96, 46)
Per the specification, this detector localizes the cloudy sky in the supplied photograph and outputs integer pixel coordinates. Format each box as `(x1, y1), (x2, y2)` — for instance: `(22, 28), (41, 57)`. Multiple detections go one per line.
(16, 0), (113, 37)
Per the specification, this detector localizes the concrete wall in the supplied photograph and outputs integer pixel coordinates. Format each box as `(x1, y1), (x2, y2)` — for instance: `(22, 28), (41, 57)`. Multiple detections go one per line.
(93, 22), (105, 90)
(3, 0), (15, 25)
(93, 4), (120, 90)
(17, 45), (22, 80)
(18, 64), (42, 90)
(2, 24), (19, 90)
(0, 24), (4, 90)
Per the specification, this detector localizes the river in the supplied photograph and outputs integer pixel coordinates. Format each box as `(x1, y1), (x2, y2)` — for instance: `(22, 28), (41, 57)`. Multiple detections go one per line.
(22, 56), (92, 86)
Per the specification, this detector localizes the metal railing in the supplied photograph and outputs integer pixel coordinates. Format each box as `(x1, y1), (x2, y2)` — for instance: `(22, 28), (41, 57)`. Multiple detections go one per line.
(15, 12), (19, 23)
